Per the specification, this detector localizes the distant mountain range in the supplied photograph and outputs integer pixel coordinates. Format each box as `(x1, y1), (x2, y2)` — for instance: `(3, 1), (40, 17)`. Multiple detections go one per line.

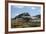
(12, 12), (40, 20)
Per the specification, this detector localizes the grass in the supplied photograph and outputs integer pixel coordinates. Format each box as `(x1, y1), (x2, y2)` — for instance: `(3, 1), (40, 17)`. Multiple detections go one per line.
(11, 19), (40, 28)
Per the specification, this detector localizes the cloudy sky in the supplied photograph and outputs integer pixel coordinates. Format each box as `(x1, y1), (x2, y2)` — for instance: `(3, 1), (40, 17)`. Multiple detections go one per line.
(11, 5), (41, 18)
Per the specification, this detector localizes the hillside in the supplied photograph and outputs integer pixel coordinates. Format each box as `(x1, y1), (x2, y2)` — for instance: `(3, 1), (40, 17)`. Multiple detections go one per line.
(11, 12), (40, 28)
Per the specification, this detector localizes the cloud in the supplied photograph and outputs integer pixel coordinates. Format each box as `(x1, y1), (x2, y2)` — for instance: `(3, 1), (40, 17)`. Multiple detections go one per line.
(15, 13), (22, 16)
(15, 13), (19, 16)
(31, 7), (36, 10)
(15, 5), (24, 8)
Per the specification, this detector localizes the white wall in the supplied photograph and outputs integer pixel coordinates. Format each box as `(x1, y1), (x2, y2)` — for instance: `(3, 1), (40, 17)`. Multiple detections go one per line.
(0, 0), (46, 34)
(0, 0), (5, 34)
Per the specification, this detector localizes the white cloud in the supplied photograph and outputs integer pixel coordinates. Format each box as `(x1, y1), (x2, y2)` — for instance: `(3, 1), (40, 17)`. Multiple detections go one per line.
(31, 7), (36, 10)
(15, 13), (19, 16)
(15, 5), (24, 8)
(15, 13), (22, 16)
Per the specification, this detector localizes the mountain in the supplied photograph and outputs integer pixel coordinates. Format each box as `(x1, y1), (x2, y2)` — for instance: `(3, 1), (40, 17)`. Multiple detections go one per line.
(34, 15), (40, 18)
(14, 12), (30, 19)
(11, 13), (40, 28)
